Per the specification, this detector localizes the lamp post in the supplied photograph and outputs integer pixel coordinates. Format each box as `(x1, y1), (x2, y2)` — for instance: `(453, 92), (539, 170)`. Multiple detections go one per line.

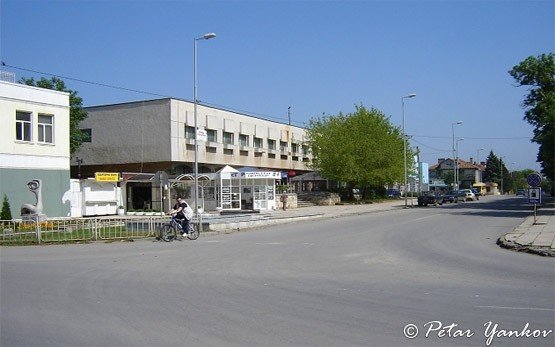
(194, 32), (216, 220)
(451, 121), (463, 189)
(476, 147), (484, 183)
(499, 156), (505, 195)
(402, 93), (416, 208)
(456, 138), (464, 189)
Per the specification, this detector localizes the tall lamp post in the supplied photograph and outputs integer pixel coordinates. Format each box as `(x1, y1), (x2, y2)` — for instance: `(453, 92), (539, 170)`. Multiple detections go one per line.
(476, 147), (484, 183)
(402, 93), (416, 208)
(456, 138), (464, 189)
(451, 121), (463, 189)
(194, 32), (216, 221)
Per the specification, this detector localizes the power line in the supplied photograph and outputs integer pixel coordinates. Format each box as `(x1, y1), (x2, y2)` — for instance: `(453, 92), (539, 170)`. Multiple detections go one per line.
(411, 134), (532, 140)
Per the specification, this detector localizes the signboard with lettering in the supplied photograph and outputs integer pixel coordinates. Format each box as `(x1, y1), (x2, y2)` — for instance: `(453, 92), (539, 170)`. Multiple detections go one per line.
(528, 188), (542, 204)
(231, 172), (281, 179)
(196, 128), (207, 142)
(95, 172), (120, 182)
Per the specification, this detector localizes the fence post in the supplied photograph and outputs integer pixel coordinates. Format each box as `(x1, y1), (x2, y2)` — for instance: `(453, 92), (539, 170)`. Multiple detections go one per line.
(35, 217), (41, 245)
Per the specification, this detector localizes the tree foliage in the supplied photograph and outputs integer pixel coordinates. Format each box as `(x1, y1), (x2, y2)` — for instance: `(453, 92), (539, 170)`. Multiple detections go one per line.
(509, 53), (555, 182)
(483, 151), (512, 193)
(19, 77), (88, 155)
(306, 105), (411, 189)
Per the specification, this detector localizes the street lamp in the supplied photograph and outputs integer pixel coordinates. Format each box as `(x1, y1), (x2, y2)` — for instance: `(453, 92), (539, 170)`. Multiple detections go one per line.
(451, 121), (463, 190)
(456, 138), (464, 189)
(476, 147), (484, 183)
(194, 32), (216, 221)
(402, 93), (416, 208)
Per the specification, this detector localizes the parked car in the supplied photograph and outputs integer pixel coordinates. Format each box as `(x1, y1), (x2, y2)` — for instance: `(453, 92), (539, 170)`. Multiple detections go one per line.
(442, 190), (459, 203)
(387, 189), (401, 198)
(471, 188), (480, 200)
(417, 192), (443, 206)
(458, 189), (476, 202)
(516, 189), (526, 196)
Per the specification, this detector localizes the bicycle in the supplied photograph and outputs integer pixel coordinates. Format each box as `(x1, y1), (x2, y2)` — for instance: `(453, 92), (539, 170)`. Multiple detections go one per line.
(158, 215), (199, 242)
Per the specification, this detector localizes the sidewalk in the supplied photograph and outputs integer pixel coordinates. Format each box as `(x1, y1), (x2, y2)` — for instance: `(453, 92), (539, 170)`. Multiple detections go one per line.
(497, 197), (555, 257)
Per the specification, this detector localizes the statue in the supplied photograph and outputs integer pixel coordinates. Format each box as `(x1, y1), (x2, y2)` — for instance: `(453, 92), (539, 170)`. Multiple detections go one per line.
(21, 179), (46, 221)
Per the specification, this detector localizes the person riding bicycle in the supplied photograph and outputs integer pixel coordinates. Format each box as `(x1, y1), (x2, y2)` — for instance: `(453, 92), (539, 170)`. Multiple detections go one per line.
(171, 197), (192, 236)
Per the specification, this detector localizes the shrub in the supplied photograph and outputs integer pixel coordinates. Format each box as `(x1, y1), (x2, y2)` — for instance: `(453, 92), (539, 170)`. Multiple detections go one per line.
(1, 194), (12, 220)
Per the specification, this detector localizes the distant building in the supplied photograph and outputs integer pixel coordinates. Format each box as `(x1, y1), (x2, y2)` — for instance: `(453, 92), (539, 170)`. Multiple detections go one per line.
(0, 79), (71, 218)
(429, 158), (483, 189)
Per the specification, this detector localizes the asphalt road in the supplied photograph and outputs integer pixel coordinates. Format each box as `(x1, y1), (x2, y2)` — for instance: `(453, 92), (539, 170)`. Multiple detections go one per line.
(1, 196), (553, 347)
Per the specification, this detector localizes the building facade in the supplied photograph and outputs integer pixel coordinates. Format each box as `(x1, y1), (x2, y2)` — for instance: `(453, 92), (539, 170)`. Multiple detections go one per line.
(74, 98), (311, 176)
(0, 80), (71, 218)
(73, 99), (312, 211)
(429, 158), (483, 189)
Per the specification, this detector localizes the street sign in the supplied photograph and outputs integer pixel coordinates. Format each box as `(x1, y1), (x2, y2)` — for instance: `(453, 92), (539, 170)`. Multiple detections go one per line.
(196, 128), (207, 142)
(526, 173), (542, 188)
(153, 171), (169, 186)
(528, 188), (542, 204)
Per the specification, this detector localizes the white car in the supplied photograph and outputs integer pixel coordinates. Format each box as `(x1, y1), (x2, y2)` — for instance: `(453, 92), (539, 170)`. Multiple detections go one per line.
(457, 189), (476, 202)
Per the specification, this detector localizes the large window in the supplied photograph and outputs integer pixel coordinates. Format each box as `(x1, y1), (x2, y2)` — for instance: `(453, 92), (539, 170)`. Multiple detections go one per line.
(267, 139), (276, 150)
(16, 111), (32, 142)
(239, 134), (249, 147)
(223, 131), (234, 145)
(185, 126), (195, 139)
(38, 114), (54, 143)
(254, 137), (263, 149)
(207, 129), (217, 142)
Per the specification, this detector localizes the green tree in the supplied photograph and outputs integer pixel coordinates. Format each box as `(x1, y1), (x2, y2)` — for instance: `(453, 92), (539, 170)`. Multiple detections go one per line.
(483, 151), (511, 193)
(306, 105), (410, 193)
(19, 77), (88, 155)
(1, 194), (13, 220)
(509, 53), (555, 183)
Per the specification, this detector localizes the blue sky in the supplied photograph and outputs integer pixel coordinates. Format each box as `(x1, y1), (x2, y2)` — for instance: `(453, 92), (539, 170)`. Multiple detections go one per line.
(1, 0), (553, 172)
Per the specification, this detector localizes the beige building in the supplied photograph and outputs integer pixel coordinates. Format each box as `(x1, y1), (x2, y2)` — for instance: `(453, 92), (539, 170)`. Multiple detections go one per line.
(73, 98), (312, 210)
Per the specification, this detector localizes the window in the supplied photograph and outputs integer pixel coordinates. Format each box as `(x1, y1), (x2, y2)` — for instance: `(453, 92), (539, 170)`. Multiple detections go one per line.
(239, 134), (249, 147)
(38, 114), (54, 143)
(81, 128), (92, 142)
(254, 137), (263, 149)
(291, 143), (298, 154)
(223, 131), (234, 145)
(16, 111), (32, 142)
(267, 139), (276, 150)
(207, 129), (217, 142)
(185, 126), (195, 139)
(280, 141), (288, 151)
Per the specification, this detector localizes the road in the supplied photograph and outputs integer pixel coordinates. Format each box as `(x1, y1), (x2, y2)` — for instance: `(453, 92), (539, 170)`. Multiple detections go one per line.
(1, 196), (553, 346)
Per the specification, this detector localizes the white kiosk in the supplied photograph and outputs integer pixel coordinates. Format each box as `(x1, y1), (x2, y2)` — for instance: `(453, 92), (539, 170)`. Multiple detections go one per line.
(204, 165), (280, 211)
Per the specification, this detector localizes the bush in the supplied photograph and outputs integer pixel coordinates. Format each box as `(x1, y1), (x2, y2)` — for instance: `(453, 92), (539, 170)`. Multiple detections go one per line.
(1, 194), (12, 220)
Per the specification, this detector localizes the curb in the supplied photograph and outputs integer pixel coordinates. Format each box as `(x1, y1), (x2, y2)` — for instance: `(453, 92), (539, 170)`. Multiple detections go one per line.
(497, 232), (554, 257)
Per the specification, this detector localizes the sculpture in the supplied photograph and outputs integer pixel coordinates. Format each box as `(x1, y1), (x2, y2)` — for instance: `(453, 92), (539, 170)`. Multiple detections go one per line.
(21, 179), (46, 221)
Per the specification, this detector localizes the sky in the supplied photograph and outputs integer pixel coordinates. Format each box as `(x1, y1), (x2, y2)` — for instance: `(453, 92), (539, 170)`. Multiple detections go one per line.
(1, 0), (553, 172)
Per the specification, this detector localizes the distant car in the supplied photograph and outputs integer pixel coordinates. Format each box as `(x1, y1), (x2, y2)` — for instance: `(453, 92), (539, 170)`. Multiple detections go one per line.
(387, 189), (401, 198)
(442, 190), (459, 203)
(417, 192), (443, 207)
(458, 189), (476, 202)
(516, 189), (526, 196)
(471, 188), (480, 200)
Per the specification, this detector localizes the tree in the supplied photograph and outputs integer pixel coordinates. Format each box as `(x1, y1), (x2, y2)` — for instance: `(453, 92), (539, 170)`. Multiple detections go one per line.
(483, 151), (511, 193)
(19, 77), (88, 155)
(1, 194), (13, 220)
(306, 105), (411, 194)
(509, 53), (555, 183)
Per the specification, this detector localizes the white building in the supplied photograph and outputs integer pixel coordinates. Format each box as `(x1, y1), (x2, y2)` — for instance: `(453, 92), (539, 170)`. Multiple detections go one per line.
(73, 98), (312, 211)
(0, 79), (71, 218)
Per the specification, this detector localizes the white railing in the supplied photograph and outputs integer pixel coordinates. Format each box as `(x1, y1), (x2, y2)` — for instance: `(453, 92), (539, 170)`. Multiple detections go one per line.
(0, 216), (187, 245)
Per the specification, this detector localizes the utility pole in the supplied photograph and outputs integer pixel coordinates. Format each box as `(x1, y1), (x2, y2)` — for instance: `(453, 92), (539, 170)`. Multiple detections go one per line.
(288, 106), (291, 125)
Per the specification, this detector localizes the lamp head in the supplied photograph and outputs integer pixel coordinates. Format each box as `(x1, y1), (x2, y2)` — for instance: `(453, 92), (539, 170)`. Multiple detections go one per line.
(203, 33), (216, 40)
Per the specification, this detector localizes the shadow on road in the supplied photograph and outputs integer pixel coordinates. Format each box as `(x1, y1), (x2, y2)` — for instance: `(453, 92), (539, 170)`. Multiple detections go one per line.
(445, 196), (554, 219)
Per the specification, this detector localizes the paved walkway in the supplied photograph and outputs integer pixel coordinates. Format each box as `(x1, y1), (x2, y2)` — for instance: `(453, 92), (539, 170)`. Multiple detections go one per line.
(497, 198), (555, 257)
(202, 197), (555, 257)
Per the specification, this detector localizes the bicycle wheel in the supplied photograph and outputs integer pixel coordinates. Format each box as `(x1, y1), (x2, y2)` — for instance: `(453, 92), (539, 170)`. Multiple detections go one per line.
(187, 223), (199, 240)
(160, 224), (177, 242)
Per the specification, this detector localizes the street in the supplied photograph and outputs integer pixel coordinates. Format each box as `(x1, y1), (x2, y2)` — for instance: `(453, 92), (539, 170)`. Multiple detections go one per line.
(1, 196), (553, 347)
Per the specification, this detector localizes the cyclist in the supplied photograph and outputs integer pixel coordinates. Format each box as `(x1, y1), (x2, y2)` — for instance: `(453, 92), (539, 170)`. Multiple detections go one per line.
(171, 197), (191, 236)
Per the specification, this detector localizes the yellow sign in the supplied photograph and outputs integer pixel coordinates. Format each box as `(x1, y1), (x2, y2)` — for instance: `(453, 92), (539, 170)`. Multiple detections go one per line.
(95, 172), (120, 182)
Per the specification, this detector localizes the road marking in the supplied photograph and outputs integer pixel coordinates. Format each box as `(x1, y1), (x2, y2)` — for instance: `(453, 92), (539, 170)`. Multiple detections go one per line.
(476, 305), (555, 312)
(255, 242), (285, 245)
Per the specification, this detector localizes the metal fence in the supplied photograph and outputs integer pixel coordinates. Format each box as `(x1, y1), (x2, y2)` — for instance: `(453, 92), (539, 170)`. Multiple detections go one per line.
(1, 216), (172, 245)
